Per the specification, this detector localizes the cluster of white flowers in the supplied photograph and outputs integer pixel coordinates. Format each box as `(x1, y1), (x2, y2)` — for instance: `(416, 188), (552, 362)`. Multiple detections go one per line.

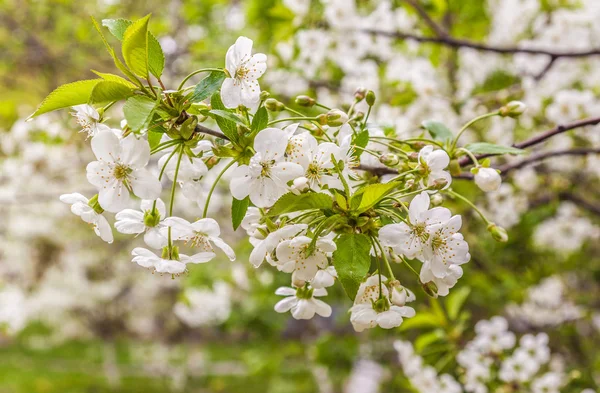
(395, 316), (594, 393)
(533, 203), (600, 254)
(173, 281), (232, 327)
(506, 276), (583, 328)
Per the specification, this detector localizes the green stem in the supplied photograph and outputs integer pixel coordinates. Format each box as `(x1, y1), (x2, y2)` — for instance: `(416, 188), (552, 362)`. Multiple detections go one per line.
(362, 106), (372, 130)
(446, 189), (492, 225)
(373, 236), (395, 280)
(151, 140), (181, 155)
(167, 146), (184, 250)
(353, 145), (381, 158)
(315, 102), (331, 110)
(451, 112), (499, 151)
(457, 147), (480, 167)
(202, 158), (237, 218)
(177, 68), (224, 91)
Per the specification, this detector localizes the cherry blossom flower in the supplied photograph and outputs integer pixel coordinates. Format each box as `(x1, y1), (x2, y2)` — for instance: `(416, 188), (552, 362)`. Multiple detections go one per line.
(273, 286), (332, 320)
(131, 247), (190, 275)
(423, 216), (470, 278)
(163, 217), (236, 262)
(86, 130), (161, 212)
(275, 235), (336, 282)
(59, 193), (113, 243)
(71, 104), (102, 138)
(229, 128), (304, 207)
(379, 192), (451, 260)
(418, 145), (452, 189)
(221, 36), (267, 109)
(249, 224), (308, 267)
(114, 199), (168, 249)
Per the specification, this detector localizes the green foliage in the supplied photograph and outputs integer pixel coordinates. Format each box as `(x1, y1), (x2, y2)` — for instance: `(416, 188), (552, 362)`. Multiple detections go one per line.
(121, 15), (151, 79)
(268, 192), (333, 217)
(351, 182), (399, 213)
(251, 107), (269, 133)
(446, 286), (471, 320)
(464, 142), (525, 155)
(102, 18), (165, 79)
(232, 196), (250, 230)
(123, 96), (157, 131)
(210, 93), (239, 143)
(209, 109), (249, 128)
(332, 233), (372, 300)
(352, 130), (369, 158)
(190, 71), (226, 103)
(28, 79), (102, 119)
(421, 120), (454, 143)
(88, 80), (135, 104)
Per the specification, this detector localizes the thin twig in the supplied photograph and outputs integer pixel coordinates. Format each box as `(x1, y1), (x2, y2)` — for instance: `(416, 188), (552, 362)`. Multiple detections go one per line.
(364, 29), (600, 58)
(402, 0), (447, 37)
(458, 116), (600, 166)
(195, 124), (229, 140)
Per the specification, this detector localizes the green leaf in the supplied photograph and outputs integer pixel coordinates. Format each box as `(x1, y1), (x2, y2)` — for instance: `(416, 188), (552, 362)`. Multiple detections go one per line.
(464, 142), (525, 155)
(91, 71), (137, 88)
(400, 312), (442, 331)
(415, 330), (446, 352)
(445, 286), (471, 321)
(232, 196), (250, 230)
(28, 79), (102, 119)
(102, 18), (131, 40)
(352, 130), (369, 158)
(190, 72), (226, 103)
(332, 233), (372, 300)
(268, 192), (333, 217)
(209, 109), (249, 127)
(122, 14), (151, 78)
(123, 96), (157, 131)
(91, 17), (141, 88)
(148, 130), (163, 150)
(421, 120), (454, 143)
(103, 18), (164, 78)
(352, 182), (399, 213)
(88, 81), (135, 104)
(210, 93), (239, 143)
(251, 106), (269, 133)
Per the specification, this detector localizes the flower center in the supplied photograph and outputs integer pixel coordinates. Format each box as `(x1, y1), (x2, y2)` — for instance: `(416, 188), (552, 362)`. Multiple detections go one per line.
(412, 223), (429, 243)
(189, 233), (212, 251)
(113, 163), (132, 181)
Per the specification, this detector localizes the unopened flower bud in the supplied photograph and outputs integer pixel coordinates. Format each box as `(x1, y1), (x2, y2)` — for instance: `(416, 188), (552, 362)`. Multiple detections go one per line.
(408, 152), (419, 161)
(354, 87), (367, 101)
(487, 223), (508, 242)
(392, 286), (407, 306)
(292, 276), (306, 288)
(326, 109), (349, 127)
(265, 98), (284, 112)
(316, 113), (328, 125)
(260, 91), (271, 100)
(366, 90), (376, 106)
(291, 176), (309, 194)
(379, 153), (400, 166)
(353, 111), (365, 121)
(431, 178), (449, 190)
(430, 193), (444, 206)
(499, 101), (526, 118)
(474, 167), (502, 192)
(421, 281), (439, 298)
(295, 95), (315, 107)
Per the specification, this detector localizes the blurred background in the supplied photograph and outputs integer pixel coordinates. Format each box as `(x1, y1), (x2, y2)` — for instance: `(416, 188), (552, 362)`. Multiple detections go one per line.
(1, 0), (599, 392)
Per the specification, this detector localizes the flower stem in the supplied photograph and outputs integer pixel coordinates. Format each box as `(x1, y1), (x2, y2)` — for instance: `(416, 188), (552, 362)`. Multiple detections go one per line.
(202, 158), (237, 218)
(177, 68), (224, 91)
(446, 189), (492, 225)
(451, 112), (499, 151)
(267, 117), (316, 126)
(373, 236), (395, 280)
(167, 146), (184, 249)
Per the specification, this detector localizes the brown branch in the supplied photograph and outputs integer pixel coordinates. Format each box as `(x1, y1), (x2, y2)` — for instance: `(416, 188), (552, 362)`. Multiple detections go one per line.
(195, 124), (229, 140)
(558, 192), (600, 216)
(402, 0), (447, 37)
(359, 147), (600, 179)
(457, 148), (600, 179)
(364, 29), (600, 58)
(458, 116), (600, 166)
